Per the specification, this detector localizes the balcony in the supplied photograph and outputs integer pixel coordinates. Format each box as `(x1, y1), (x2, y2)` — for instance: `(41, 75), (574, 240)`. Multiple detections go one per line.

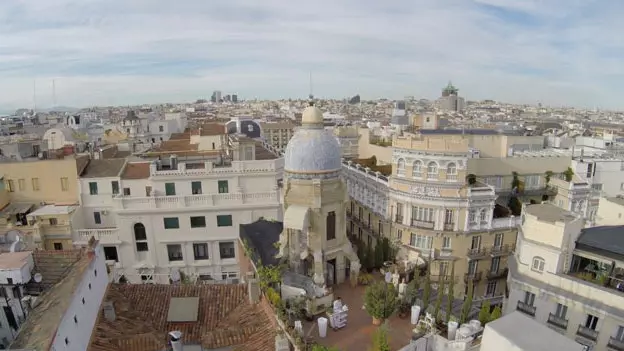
(395, 215), (404, 224)
(486, 268), (508, 280)
(490, 244), (515, 257)
(443, 223), (454, 231)
(411, 220), (434, 229)
(76, 228), (120, 243)
(113, 191), (279, 210)
(491, 216), (521, 230)
(150, 159), (283, 177)
(576, 325), (599, 341)
(547, 313), (568, 330)
(464, 271), (482, 282)
(431, 275), (458, 283)
(516, 301), (536, 316)
(466, 247), (489, 260)
(608, 337), (624, 351)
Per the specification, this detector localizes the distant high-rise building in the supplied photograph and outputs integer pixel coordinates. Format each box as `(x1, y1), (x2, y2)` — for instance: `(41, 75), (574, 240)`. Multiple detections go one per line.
(211, 90), (222, 103)
(438, 81), (465, 112)
(232, 94), (238, 103)
(224, 94), (231, 102)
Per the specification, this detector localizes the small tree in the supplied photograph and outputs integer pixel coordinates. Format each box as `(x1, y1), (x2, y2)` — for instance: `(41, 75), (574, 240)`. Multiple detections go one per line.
(466, 174), (477, 185)
(374, 239), (384, 268)
(544, 170), (554, 185)
(433, 278), (445, 320)
(422, 264), (432, 312)
(490, 305), (502, 322)
(445, 265), (455, 322)
(404, 278), (420, 306)
(257, 265), (282, 291)
(364, 244), (375, 271)
(508, 197), (522, 216)
(511, 171), (520, 190)
(460, 281), (474, 324)
(564, 167), (575, 182)
(478, 300), (491, 325)
(371, 323), (391, 351)
(364, 282), (399, 322)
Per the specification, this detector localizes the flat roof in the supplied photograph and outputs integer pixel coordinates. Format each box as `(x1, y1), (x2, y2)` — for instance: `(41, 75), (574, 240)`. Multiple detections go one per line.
(0, 251), (31, 270)
(484, 312), (585, 351)
(167, 297), (199, 322)
(524, 203), (576, 223)
(29, 205), (76, 216)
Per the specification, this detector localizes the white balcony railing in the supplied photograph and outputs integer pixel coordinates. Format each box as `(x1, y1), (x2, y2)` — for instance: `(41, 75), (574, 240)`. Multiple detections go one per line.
(491, 216), (521, 230)
(113, 191), (279, 210)
(76, 228), (120, 242)
(150, 159), (284, 177)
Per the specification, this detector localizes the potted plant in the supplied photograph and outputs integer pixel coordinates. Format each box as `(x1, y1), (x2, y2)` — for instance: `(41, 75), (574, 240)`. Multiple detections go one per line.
(398, 301), (411, 319)
(364, 282), (399, 325)
(564, 167), (574, 182)
(358, 273), (373, 285)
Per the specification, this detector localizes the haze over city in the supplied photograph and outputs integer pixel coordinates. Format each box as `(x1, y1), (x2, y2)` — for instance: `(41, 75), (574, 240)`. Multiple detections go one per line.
(0, 0), (623, 111)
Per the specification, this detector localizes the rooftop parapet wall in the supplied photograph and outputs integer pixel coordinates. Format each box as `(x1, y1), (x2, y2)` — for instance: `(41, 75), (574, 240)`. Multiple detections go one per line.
(393, 134), (470, 153)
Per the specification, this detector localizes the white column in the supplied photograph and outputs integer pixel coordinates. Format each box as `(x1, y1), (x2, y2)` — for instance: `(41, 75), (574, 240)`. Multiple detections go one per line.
(454, 208), (460, 231)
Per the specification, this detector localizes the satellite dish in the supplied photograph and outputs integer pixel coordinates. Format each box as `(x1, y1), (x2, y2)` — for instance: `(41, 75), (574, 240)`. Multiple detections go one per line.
(170, 270), (181, 283)
(33, 273), (43, 283)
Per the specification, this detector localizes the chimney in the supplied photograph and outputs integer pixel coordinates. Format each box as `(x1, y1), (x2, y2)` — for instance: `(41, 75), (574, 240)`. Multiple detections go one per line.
(248, 276), (260, 304)
(103, 301), (116, 322)
(169, 331), (183, 351)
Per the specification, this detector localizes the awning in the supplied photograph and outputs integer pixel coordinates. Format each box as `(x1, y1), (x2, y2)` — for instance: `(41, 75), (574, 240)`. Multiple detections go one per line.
(284, 205), (310, 231)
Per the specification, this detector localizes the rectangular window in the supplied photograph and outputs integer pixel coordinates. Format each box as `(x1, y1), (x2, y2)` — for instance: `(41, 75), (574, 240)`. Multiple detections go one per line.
(468, 260), (478, 274)
(326, 211), (336, 240)
(89, 182), (98, 195)
(163, 217), (180, 229)
(60, 177), (69, 191)
(219, 242), (236, 259)
(585, 314), (599, 330)
(94, 212), (102, 224)
(165, 182), (176, 196)
(444, 209), (454, 224)
(524, 291), (536, 306)
(486, 281), (497, 296)
(191, 181), (202, 195)
(616, 326), (624, 341)
(123, 187), (131, 196)
(18, 179), (25, 191)
(490, 257), (500, 272)
(167, 244), (183, 261)
(471, 236), (481, 250)
(49, 218), (58, 226)
(193, 243), (209, 260)
(190, 216), (206, 228)
(5, 180), (14, 192)
(494, 233), (503, 247)
(439, 262), (449, 276)
(378, 221), (383, 235)
(216, 215), (233, 227)
(217, 180), (229, 194)
(411, 206), (435, 222)
(31, 178), (40, 191)
(53, 242), (63, 250)
(136, 242), (148, 252)
(111, 181), (120, 195)
(358, 207), (363, 219)
(396, 229), (403, 241)
(555, 303), (568, 319)
(409, 234), (433, 249)
(442, 237), (451, 249)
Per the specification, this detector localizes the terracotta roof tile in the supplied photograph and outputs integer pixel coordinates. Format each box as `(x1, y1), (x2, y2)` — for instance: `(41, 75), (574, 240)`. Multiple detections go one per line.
(121, 162), (151, 180)
(192, 123), (225, 136)
(89, 284), (276, 351)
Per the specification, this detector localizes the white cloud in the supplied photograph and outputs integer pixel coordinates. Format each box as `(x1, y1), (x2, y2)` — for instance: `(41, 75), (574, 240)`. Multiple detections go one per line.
(0, 0), (621, 110)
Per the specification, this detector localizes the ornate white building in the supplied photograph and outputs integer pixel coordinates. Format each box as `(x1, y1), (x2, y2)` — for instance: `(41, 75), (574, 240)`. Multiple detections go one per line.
(278, 103), (360, 286)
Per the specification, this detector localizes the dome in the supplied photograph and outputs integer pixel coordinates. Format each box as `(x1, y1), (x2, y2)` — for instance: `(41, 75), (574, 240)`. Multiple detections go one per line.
(301, 105), (324, 125)
(284, 128), (342, 175)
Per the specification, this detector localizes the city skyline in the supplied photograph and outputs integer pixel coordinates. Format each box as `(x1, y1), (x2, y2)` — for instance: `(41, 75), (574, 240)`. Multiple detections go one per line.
(0, 0), (623, 110)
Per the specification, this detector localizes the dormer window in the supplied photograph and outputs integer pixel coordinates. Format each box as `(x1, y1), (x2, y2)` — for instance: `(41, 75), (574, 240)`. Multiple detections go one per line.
(531, 256), (545, 273)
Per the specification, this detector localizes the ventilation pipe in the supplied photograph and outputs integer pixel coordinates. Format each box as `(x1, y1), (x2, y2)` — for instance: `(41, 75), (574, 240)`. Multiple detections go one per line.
(169, 331), (183, 351)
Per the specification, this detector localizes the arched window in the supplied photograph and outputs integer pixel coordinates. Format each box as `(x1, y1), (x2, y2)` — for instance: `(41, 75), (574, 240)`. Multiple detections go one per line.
(134, 223), (148, 252)
(531, 256), (545, 272)
(479, 209), (487, 223)
(397, 159), (406, 176)
(427, 162), (438, 179)
(326, 211), (336, 240)
(412, 161), (422, 178)
(447, 163), (457, 181)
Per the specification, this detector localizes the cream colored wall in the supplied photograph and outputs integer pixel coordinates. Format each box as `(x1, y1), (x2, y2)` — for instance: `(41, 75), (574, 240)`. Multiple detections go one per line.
(596, 198), (624, 225)
(357, 129), (393, 164)
(191, 134), (223, 150)
(467, 156), (571, 180)
(1, 158), (82, 204)
(0, 189), (9, 209)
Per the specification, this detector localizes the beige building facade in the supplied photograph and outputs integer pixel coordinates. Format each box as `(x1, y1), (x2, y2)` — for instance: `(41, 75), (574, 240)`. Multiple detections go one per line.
(259, 120), (296, 153)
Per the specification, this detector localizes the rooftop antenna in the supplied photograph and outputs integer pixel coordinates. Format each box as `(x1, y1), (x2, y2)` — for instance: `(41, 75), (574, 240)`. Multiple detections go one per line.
(308, 71), (314, 100)
(33, 79), (37, 113)
(52, 79), (57, 108)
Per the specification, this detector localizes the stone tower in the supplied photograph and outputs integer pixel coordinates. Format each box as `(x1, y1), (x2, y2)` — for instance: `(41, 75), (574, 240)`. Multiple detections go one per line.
(277, 102), (360, 287)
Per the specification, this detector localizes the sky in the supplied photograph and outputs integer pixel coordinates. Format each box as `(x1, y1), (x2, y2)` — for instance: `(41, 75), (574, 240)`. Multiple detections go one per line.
(0, 0), (623, 111)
